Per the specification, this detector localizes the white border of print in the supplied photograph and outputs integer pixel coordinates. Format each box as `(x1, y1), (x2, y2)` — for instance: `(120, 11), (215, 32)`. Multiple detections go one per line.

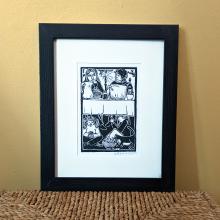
(55, 39), (164, 178)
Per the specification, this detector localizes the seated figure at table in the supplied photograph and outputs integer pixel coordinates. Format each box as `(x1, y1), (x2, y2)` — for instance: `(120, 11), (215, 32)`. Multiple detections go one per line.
(81, 68), (104, 100)
(108, 69), (128, 100)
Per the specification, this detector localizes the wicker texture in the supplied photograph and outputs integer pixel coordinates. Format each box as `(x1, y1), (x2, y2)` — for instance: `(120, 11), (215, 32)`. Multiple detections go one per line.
(0, 191), (219, 219)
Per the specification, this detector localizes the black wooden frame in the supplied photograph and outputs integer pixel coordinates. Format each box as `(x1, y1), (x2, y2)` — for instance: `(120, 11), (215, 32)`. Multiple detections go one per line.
(39, 23), (179, 191)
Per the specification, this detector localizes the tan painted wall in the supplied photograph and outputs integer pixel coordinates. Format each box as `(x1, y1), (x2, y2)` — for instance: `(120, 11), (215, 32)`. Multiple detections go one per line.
(0, 0), (220, 202)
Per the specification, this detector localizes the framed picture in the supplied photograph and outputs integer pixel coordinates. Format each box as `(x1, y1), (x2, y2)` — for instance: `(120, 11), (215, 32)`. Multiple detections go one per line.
(39, 24), (179, 191)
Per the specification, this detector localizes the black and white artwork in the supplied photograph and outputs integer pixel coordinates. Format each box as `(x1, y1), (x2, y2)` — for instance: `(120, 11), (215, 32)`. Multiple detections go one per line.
(81, 67), (137, 152)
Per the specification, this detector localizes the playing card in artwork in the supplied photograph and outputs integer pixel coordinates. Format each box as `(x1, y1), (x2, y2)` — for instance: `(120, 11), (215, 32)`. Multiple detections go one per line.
(80, 67), (137, 152)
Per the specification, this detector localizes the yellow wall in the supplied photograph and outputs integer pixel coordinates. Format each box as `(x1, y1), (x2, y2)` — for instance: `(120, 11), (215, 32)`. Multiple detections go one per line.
(0, 0), (220, 202)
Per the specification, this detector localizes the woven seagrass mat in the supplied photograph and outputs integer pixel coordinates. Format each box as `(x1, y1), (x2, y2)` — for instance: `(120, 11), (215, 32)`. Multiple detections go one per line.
(0, 191), (219, 219)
